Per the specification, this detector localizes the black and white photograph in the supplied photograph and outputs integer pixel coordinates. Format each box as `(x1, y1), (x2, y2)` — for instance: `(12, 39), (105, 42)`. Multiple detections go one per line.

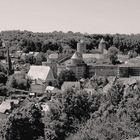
(0, 0), (140, 140)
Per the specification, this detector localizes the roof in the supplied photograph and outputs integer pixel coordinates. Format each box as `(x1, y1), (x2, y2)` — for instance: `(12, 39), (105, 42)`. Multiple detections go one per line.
(46, 86), (55, 91)
(0, 102), (11, 113)
(27, 66), (55, 82)
(131, 137), (140, 140)
(66, 59), (86, 66)
(83, 53), (101, 59)
(123, 56), (140, 66)
(61, 82), (80, 91)
(80, 39), (84, 43)
(49, 53), (59, 59)
(100, 38), (105, 44)
(80, 78), (86, 83)
(34, 52), (39, 57)
(63, 45), (71, 49)
(46, 86), (60, 93)
(29, 52), (34, 55)
(71, 52), (83, 60)
(0, 99), (19, 113)
(6, 99), (19, 105)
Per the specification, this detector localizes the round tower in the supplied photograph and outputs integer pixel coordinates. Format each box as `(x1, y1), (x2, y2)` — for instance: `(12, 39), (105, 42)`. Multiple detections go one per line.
(98, 38), (106, 54)
(66, 52), (86, 80)
(77, 39), (86, 54)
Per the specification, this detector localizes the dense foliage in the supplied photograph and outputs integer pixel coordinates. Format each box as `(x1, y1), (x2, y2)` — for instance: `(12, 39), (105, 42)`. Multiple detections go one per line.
(58, 69), (77, 87)
(1, 30), (140, 54)
(1, 102), (44, 140)
(7, 73), (31, 91)
(1, 79), (140, 140)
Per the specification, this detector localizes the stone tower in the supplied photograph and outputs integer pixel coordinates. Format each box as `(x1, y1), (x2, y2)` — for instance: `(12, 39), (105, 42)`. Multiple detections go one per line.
(77, 39), (86, 54)
(98, 38), (106, 54)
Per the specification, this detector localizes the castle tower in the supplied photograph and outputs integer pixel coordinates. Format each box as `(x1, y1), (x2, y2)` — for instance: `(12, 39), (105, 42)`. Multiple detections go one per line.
(77, 39), (86, 54)
(66, 52), (86, 80)
(98, 38), (106, 54)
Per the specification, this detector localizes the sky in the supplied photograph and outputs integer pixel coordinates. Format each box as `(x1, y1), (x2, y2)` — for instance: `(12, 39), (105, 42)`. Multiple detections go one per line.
(0, 0), (140, 34)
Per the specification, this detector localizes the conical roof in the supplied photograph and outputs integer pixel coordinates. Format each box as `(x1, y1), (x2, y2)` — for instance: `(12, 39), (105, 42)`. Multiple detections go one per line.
(80, 39), (84, 43)
(100, 38), (105, 44)
(71, 52), (82, 60)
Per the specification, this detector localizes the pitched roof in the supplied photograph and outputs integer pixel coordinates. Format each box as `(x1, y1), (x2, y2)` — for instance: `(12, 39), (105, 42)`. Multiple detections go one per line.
(27, 66), (55, 82)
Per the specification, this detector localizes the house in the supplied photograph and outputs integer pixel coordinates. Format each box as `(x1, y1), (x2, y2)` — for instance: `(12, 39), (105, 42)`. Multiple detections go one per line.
(61, 82), (81, 91)
(28, 66), (55, 94)
(27, 65), (55, 84)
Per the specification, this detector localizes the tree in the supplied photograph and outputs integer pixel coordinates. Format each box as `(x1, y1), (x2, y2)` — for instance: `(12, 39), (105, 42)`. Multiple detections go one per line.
(44, 89), (101, 140)
(2, 102), (44, 140)
(35, 52), (46, 65)
(58, 69), (77, 87)
(0, 72), (7, 85)
(7, 74), (31, 91)
(128, 50), (138, 58)
(25, 55), (36, 65)
(107, 46), (118, 64)
(0, 84), (8, 96)
(0, 63), (7, 74)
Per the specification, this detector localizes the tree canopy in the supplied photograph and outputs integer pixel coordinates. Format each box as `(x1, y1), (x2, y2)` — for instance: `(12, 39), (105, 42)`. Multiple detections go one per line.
(58, 69), (77, 87)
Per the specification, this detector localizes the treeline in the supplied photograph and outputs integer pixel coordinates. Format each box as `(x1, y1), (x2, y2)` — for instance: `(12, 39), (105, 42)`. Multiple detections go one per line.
(1, 30), (140, 53)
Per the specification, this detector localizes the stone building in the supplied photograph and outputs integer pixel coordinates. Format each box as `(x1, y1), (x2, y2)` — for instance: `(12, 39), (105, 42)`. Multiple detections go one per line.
(98, 38), (107, 54)
(77, 39), (86, 54)
(66, 51), (87, 80)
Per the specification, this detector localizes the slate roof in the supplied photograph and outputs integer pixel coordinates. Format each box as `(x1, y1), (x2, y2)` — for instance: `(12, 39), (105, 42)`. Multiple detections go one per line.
(27, 66), (55, 82)
(71, 52), (83, 60)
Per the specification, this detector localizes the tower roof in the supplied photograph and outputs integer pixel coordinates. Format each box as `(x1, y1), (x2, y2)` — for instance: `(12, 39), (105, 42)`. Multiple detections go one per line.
(100, 38), (105, 44)
(80, 39), (84, 43)
(71, 52), (82, 60)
